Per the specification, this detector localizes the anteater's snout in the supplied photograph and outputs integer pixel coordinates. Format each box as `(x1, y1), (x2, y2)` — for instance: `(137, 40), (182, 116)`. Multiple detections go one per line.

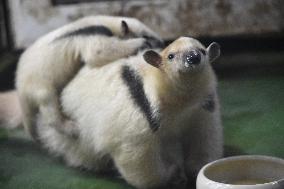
(183, 50), (201, 68)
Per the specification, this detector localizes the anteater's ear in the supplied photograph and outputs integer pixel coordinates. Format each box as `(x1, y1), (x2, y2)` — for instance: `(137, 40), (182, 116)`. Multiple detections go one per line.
(143, 50), (162, 68)
(121, 20), (129, 36)
(207, 42), (221, 63)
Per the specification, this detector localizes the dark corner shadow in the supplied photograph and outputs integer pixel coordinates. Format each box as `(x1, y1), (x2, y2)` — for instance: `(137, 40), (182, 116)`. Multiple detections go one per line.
(0, 137), (47, 156)
(77, 159), (121, 179)
(224, 145), (247, 157)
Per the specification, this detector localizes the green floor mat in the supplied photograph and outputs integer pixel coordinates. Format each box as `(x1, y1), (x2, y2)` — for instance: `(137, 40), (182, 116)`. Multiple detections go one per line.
(0, 131), (132, 189)
(220, 75), (284, 157)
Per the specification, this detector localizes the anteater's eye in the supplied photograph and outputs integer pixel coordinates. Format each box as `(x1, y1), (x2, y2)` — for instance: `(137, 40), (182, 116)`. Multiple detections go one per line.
(168, 54), (175, 60)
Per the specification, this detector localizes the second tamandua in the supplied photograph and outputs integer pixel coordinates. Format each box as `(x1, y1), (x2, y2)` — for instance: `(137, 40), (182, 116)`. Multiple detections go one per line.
(16, 15), (164, 140)
(35, 37), (223, 188)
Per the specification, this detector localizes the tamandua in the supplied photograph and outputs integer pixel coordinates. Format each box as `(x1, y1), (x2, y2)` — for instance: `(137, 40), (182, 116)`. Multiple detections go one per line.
(16, 15), (164, 140)
(35, 37), (223, 188)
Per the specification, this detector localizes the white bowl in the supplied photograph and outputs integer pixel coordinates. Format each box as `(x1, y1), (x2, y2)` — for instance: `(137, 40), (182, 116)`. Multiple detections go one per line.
(197, 155), (284, 189)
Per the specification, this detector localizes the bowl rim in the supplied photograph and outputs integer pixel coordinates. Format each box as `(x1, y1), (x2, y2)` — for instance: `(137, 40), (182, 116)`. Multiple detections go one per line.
(197, 155), (284, 187)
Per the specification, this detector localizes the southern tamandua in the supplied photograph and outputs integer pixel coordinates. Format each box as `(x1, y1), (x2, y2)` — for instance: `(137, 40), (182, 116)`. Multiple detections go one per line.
(34, 37), (223, 188)
(16, 15), (164, 140)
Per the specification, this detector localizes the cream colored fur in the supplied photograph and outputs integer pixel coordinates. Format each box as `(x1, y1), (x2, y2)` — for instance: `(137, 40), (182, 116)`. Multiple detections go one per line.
(16, 15), (162, 139)
(34, 37), (223, 188)
(0, 91), (22, 129)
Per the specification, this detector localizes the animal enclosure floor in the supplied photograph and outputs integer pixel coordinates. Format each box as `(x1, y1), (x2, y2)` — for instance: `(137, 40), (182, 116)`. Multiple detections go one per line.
(1, 67), (284, 189)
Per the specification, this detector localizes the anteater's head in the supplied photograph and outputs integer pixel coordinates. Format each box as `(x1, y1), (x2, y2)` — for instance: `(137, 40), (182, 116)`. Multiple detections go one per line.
(143, 37), (220, 81)
(119, 18), (165, 49)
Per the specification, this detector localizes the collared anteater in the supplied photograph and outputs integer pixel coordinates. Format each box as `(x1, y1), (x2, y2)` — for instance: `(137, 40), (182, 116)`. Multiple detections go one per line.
(33, 37), (223, 188)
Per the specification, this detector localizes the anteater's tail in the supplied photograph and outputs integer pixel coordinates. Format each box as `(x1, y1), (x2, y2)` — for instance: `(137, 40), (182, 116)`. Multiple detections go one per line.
(0, 90), (23, 129)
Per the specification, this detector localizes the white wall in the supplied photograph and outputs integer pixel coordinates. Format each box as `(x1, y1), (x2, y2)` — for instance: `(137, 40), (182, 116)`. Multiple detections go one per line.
(8, 0), (284, 49)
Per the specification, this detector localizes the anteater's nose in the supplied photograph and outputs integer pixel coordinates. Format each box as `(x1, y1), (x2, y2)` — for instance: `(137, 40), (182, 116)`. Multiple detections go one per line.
(184, 50), (201, 67)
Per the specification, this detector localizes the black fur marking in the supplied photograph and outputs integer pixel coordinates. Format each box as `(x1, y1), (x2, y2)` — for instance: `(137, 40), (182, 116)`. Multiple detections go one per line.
(121, 65), (160, 132)
(202, 94), (215, 112)
(58, 25), (113, 39)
